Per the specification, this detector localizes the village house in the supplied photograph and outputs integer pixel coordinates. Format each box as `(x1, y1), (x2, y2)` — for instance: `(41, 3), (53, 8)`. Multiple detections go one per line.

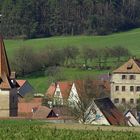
(46, 80), (110, 107)
(111, 58), (140, 105)
(46, 81), (72, 106)
(0, 35), (18, 117)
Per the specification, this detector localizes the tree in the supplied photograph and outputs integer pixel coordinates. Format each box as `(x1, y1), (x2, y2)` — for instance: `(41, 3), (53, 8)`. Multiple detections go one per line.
(110, 46), (130, 63)
(11, 46), (40, 76)
(68, 76), (109, 123)
(81, 47), (97, 67)
(64, 46), (79, 66)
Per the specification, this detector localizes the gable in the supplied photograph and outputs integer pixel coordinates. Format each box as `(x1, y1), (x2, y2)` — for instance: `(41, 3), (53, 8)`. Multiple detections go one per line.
(113, 59), (140, 74)
(94, 98), (127, 125)
(68, 83), (79, 103)
(85, 102), (110, 125)
(125, 111), (140, 126)
(54, 84), (63, 98)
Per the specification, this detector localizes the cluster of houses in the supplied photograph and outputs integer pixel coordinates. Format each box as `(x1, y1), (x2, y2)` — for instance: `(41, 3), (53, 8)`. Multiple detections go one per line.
(0, 35), (140, 126)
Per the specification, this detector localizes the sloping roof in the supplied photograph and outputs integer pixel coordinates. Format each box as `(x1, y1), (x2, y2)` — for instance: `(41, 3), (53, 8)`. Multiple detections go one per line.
(0, 35), (10, 77)
(0, 35), (17, 89)
(53, 106), (73, 118)
(94, 98), (127, 125)
(46, 83), (56, 98)
(32, 106), (57, 119)
(74, 80), (110, 98)
(113, 58), (140, 74)
(18, 98), (42, 113)
(58, 81), (73, 99)
(18, 97), (42, 103)
(16, 80), (26, 87)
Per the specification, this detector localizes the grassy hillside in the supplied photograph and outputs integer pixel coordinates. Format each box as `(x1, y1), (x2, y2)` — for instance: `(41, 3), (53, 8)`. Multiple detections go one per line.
(4, 28), (140, 93)
(5, 28), (140, 58)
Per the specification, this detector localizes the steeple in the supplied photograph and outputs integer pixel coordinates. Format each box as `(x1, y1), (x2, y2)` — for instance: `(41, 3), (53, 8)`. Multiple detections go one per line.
(0, 35), (10, 77)
(0, 35), (11, 89)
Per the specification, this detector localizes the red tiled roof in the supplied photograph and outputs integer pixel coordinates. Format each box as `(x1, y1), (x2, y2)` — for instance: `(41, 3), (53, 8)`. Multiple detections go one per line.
(74, 80), (110, 98)
(46, 81), (72, 99)
(18, 97), (42, 103)
(18, 98), (42, 113)
(58, 81), (72, 99)
(16, 80), (26, 87)
(18, 103), (41, 113)
(46, 83), (56, 97)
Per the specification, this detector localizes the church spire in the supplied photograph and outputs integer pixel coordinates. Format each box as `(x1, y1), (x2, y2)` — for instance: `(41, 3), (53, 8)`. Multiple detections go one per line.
(0, 35), (11, 77)
(0, 35), (12, 89)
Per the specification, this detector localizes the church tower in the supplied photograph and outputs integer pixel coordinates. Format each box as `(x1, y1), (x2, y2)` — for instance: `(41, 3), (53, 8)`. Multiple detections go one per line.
(0, 35), (18, 117)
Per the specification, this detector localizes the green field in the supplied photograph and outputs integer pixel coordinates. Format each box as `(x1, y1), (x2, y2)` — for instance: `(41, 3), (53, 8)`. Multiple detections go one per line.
(5, 28), (140, 57)
(0, 120), (140, 140)
(4, 28), (140, 93)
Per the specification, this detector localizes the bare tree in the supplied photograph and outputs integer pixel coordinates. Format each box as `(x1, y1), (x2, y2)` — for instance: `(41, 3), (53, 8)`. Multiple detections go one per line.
(68, 76), (109, 123)
(64, 46), (79, 66)
(11, 46), (40, 76)
(110, 46), (130, 63)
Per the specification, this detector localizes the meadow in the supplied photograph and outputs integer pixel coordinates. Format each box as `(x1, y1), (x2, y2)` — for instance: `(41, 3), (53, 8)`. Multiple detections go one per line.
(0, 120), (140, 140)
(4, 28), (140, 93)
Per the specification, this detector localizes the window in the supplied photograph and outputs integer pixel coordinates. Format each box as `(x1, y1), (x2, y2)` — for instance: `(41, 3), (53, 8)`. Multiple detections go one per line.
(130, 86), (134, 92)
(122, 75), (126, 80)
(122, 98), (126, 104)
(130, 75), (135, 80)
(115, 86), (119, 91)
(130, 99), (134, 104)
(114, 98), (119, 103)
(136, 86), (140, 92)
(56, 91), (60, 96)
(122, 86), (125, 91)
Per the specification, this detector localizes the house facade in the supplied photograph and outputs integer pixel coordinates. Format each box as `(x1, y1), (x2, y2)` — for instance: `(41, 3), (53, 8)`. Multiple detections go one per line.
(0, 35), (18, 117)
(111, 58), (140, 105)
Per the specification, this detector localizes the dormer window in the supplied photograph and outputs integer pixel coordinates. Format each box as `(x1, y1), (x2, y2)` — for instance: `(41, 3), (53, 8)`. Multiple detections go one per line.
(127, 63), (133, 69)
(122, 75), (126, 80)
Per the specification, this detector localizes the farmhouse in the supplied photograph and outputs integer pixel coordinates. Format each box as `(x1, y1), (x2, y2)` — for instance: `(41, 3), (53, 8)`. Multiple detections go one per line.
(0, 35), (18, 117)
(111, 58), (140, 105)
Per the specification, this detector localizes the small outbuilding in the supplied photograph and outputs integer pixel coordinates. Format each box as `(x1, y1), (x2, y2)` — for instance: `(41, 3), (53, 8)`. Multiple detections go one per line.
(16, 80), (34, 98)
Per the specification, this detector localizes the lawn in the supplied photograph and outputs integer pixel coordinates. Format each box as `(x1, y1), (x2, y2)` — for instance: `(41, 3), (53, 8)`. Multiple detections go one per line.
(0, 120), (140, 140)
(24, 68), (109, 93)
(5, 28), (140, 93)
